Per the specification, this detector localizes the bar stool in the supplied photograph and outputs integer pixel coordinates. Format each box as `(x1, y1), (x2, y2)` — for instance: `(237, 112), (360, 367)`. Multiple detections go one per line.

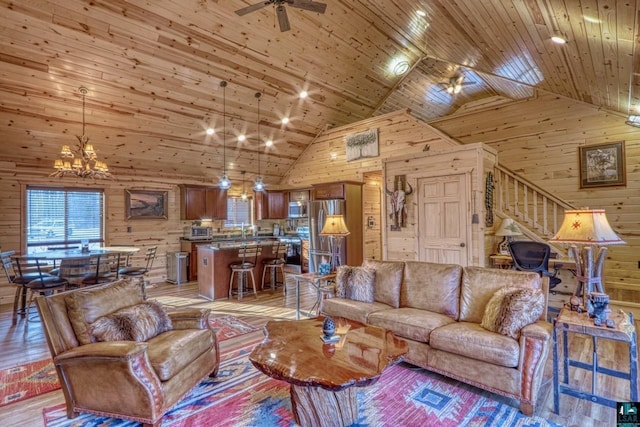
(1, 250), (48, 324)
(14, 256), (68, 321)
(261, 242), (288, 292)
(229, 245), (261, 300)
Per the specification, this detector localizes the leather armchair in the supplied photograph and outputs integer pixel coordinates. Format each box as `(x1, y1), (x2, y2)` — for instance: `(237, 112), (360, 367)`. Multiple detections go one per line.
(36, 278), (219, 426)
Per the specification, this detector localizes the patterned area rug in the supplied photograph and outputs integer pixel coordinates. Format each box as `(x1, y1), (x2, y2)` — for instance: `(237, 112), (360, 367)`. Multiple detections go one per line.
(43, 341), (561, 427)
(0, 315), (258, 408)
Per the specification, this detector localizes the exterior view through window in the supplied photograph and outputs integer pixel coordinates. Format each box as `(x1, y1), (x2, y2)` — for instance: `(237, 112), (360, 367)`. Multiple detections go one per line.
(26, 187), (105, 254)
(225, 197), (252, 228)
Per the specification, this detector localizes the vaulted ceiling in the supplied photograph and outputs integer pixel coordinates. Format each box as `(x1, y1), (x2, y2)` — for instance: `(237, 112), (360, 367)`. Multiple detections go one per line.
(1, 0), (638, 186)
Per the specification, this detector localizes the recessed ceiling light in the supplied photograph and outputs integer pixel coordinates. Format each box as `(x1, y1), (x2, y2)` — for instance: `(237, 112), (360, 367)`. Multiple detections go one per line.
(265, 139), (273, 147)
(281, 117), (289, 124)
(416, 10), (426, 17)
(551, 33), (567, 44)
(299, 90), (308, 99)
(206, 128), (214, 135)
(238, 134), (246, 142)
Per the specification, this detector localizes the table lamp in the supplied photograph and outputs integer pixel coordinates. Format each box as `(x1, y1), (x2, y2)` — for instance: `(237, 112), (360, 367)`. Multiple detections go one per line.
(320, 214), (350, 271)
(495, 218), (522, 255)
(549, 209), (625, 308)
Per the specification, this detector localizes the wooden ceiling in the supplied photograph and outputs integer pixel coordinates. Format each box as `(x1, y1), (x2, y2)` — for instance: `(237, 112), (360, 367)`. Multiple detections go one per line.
(1, 0), (638, 186)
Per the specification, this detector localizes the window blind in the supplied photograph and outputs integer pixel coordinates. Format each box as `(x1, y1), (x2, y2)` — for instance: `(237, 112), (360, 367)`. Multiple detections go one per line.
(225, 197), (252, 227)
(26, 187), (105, 253)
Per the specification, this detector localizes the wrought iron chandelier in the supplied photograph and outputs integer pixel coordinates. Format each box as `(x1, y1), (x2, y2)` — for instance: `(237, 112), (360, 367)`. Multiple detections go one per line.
(51, 87), (113, 179)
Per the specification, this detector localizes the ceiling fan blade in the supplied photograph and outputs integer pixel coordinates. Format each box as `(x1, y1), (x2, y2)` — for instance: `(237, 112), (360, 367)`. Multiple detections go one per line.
(288, 0), (327, 14)
(276, 5), (291, 31)
(235, 1), (272, 16)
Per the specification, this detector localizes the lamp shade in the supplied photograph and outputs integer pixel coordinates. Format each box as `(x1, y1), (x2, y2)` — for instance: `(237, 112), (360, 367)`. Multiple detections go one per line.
(494, 218), (522, 237)
(549, 209), (625, 245)
(320, 215), (350, 236)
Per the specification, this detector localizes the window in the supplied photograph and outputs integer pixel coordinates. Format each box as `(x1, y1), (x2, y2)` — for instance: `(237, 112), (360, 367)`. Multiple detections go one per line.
(26, 187), (105, 254)
(225, 197), (252, 227)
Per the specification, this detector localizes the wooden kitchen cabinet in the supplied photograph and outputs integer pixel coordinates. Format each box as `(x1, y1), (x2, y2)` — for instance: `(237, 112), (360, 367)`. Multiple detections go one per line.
(180, 240), (211, 281)
(254, 190), (288, 219)
(311, 182), (345, 200)
(288, 189), (309, 204)
(301, 239), (309, 273)
(181, 185), (227, 220)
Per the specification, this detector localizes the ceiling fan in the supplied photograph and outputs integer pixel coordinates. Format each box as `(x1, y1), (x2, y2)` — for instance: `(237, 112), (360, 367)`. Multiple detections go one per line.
(235, 0), (327, 32)
(438, 75), (475, 95)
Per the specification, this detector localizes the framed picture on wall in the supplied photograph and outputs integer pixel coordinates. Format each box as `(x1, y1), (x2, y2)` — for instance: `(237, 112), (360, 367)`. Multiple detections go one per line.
(579, 141), (626, 188)
(125, 189), (168, 220)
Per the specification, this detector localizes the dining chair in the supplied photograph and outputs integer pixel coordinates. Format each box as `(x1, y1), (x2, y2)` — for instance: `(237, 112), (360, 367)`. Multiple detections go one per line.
(13, 255), (68, 321)
(229, 245), (261, 300)
(118, 246), (157, 298)
(82, 253), (121, 286)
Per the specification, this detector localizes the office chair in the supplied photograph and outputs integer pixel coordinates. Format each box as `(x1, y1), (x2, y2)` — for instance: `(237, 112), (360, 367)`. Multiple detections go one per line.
(508, 241), (562, 289)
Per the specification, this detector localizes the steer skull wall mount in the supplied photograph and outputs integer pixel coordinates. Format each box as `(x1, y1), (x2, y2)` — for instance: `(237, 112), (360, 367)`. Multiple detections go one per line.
(386, 174), (413, 231)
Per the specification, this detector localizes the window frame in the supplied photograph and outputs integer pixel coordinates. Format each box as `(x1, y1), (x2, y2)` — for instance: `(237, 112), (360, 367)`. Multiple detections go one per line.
(25, 186), (105, 254)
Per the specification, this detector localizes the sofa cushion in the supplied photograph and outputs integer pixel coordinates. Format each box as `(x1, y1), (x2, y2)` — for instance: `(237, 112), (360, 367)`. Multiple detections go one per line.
(362, 259), (404, 308)
(481, 287), (545, 339)
(429, 322), (521, 368)
(336, 265), (375, 302)
(458, 267), (542, 323)
(401, 262), (461, 318)
(89, 301), (173, 342)
(322, 298), (392, 324)
(65, 279), (145, 345)
(368, 308), (456, 343)
(147, 328), (215, 381)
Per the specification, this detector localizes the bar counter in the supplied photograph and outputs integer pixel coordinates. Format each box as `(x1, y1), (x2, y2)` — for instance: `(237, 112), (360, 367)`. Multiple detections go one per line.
(196, 239), (281, 301)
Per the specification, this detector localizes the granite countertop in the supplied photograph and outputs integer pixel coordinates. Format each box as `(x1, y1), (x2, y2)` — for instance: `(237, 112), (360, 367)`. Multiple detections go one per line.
(204, 238), (283, 250)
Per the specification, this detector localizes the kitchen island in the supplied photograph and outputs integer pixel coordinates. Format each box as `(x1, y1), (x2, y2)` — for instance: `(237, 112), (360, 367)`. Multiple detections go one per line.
(197, 239), (283, 300)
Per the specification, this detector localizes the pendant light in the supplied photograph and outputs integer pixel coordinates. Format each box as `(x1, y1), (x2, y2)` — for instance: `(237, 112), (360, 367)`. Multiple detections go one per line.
(241, 171), (248, 200)
(253, 91), (265, 192)
(218, 80), (231, 190)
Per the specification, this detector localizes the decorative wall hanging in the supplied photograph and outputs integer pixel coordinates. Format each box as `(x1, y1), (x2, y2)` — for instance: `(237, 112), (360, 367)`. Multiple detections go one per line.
(345, 128), (379, 161)
(579, 141), (626, 188)
(485, 172), (494, 227)
(385, 174), (413, 231)
(125, 189), (168, 220)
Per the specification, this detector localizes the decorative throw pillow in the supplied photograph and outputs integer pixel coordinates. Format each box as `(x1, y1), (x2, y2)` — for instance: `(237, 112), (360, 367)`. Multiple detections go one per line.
(335, 266), (375, 303)
(89, 300), (173, 342)
(480, 287), (544, 339)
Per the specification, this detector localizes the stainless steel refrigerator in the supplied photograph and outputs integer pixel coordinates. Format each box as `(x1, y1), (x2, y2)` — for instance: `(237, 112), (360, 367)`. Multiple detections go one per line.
(308, 199), (346, 273)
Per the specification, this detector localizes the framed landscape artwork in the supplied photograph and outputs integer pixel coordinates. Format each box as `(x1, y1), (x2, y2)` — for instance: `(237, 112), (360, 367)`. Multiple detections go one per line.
(125, 189), (168, 219)
(579, 141), (626, 189)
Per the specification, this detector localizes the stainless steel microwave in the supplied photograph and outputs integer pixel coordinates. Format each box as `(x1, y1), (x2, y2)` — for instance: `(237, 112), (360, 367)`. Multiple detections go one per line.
(288, 201), (307, 218)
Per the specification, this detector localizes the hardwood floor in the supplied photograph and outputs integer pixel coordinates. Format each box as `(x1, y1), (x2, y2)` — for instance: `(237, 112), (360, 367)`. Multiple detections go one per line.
(0, 279), (632, 427)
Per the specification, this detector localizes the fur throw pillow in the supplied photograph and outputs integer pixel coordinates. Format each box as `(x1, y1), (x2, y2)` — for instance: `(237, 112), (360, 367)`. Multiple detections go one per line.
(336, 266), (375, 303)
(480, 287), (544, 339)
(89, 300), (172, 342)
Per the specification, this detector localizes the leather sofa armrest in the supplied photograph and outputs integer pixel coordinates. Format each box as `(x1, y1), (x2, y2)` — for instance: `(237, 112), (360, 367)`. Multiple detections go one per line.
(518, 320), (552, 414)
(53, 341), (164, 421)
(520, 321), (552, 341)
(168, 308), (211, 330)
(56, 341), (148, 362)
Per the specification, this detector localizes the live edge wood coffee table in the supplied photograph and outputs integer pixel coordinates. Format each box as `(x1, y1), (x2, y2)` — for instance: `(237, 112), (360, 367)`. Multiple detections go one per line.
(249, 317), (408, 427)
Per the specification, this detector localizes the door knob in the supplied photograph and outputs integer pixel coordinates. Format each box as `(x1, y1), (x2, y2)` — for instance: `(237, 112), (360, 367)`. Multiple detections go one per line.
(460, 242), (466, 247)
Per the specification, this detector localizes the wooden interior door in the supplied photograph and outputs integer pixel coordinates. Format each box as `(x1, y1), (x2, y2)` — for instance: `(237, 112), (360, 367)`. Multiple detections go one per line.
(417, 174), (470, 265)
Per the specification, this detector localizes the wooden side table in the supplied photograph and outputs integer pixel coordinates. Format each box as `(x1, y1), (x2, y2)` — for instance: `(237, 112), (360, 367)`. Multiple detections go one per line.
(553, 306), (638, 413)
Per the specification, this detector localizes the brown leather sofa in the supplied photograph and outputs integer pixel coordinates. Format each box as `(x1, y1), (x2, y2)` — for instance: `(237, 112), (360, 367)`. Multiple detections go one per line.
(321, 260), (551, 416)
(36, 278), (220, 426)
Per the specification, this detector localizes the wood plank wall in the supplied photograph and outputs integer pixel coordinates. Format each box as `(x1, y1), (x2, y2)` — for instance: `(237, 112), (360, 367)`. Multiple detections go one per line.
(429, 91), (640, 302)
(0, 171), (213, 306)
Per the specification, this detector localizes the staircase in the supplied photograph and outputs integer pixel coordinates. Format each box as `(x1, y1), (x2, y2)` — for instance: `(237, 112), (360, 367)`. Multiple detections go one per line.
(493, 165), (576, 254)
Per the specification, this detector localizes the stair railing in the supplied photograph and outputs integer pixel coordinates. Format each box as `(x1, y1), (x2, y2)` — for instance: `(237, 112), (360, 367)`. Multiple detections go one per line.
(493, 165), (576, 242)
